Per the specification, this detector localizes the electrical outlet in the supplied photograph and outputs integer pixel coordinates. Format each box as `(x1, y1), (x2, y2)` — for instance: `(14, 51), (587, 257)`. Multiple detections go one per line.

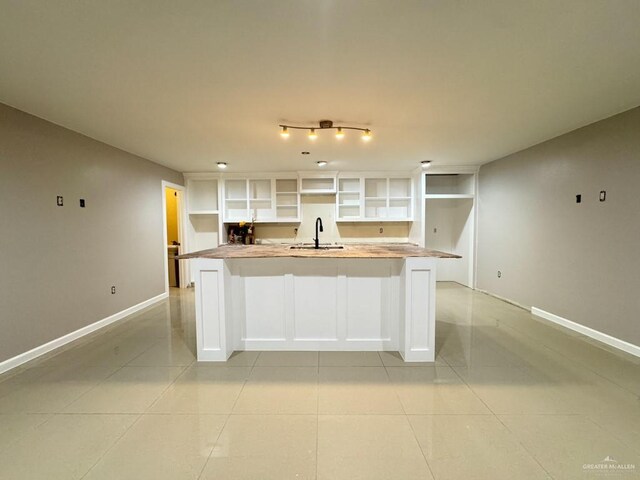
(497, 271), (502, 278)
(294, 227), (298, 234)
(433, 227), (437, 233)
(379, 227), (384, 234)
(576, 194), (581, 203)
(599, 190), (606, 202)
(56, 196), (63, 206)
(79, 199), (86, 208)
(111, 286), (116, 294)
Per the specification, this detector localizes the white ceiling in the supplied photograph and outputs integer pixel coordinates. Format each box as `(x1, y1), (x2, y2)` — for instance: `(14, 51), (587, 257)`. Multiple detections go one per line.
(1, 1), (640, 173)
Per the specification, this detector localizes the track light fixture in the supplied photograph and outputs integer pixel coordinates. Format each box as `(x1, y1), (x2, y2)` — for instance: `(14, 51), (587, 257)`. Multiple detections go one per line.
(278, 120), (372, 141)
(421, 160), (432, 169)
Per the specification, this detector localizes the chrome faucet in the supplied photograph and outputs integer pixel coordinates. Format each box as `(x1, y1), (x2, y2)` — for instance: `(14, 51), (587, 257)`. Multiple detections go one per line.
(314, 217), (323, 249)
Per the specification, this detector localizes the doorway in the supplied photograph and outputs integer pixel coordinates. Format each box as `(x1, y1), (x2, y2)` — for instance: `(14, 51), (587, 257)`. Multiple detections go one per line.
(162, 181), (185, 292)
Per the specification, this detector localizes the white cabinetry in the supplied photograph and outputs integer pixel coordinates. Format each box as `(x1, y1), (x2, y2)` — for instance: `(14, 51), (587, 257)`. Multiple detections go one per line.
(223, 176), (300, 223)
(184, 175), (223, 283)
(336, 174), (413, 222)
(424, 172), (476, 287)
(185, 177), (221, 252)
(275, 178), (300, 221)
(223, 179), (250, 221)
(337, 177), (361, 219)
(192, 256), (437, 362)
(298, 172), (337, 195)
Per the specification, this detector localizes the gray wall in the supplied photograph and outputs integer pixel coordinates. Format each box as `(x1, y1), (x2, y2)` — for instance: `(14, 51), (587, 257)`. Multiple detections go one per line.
(477, 106), (640, 346)
(0, 103), (183, 363)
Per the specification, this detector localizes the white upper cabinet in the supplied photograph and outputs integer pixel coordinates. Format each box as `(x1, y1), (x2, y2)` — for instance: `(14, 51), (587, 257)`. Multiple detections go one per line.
(275, 178), (300, 221)
(298, 172), (337, 195)
(336, 174), (413, 222)
(337, 177), (362, 219)
(223, 179), (250, 222)
(222, 176), (300, 223)
(187, 178), (219, 214)
(184, 174), (222, 259)
(424, 173), (475, 198)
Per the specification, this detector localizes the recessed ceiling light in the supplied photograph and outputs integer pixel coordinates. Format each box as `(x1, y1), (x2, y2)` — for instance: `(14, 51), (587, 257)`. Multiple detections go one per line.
(217, 162), (227, 169)
(317, 161), (328, 167)
(421, 160), (432, 169)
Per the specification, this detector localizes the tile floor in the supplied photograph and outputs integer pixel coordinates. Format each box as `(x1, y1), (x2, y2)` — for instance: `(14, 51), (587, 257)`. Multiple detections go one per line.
(0, 283), (639, 479)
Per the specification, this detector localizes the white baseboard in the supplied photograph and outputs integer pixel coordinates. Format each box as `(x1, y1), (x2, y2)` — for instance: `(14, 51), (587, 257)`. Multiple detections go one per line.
(531, 307), (640, 358)
(0, 292), (168, 375)
(475, 288), (530, 311)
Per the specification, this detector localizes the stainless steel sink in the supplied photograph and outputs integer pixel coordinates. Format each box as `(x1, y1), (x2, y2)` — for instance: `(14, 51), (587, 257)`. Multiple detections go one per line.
(289, 244), (344, 250)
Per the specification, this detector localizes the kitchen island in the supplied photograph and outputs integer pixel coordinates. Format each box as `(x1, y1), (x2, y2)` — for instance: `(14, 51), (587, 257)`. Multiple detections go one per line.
(179, 243), (459, 362)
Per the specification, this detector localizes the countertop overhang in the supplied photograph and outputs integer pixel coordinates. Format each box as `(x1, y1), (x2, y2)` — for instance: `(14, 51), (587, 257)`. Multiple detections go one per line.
(177, 243), (460, 259)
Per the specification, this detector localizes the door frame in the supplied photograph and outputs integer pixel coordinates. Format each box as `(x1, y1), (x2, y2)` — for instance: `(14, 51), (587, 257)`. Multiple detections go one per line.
(161, 180), (187, 293)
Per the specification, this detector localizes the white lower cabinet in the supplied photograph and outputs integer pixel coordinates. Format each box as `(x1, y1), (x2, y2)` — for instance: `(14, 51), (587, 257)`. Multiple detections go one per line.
(192, 257), (437, 362)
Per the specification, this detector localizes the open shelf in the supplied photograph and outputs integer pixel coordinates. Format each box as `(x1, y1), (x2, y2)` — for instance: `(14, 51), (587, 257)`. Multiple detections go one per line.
(425, 174), (475, 196)
(425, 194), (474, 199)
(189, 210), (219, 215)
(187, 179), (219, 213)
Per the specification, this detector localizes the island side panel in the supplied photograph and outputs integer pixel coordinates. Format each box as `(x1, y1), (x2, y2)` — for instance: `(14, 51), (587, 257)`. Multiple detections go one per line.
(227, 258), (402, 351)
(401, 257), (437, 362)
(193, 258), (233, 361)
(344, 259), (401, 350)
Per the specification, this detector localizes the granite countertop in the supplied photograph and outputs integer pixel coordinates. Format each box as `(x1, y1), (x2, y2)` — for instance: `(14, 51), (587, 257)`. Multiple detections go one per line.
(177, 243), (460, 259)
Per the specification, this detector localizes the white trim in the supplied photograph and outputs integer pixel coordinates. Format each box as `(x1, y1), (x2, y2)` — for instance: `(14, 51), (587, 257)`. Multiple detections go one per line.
(475, 288), (530, 311)
(531, 307), (640, 358)
(423, 165), (479, 175)
(472, 171), (480, 289)
(162, 180), (186, 292)
(0, 292), (168, 375)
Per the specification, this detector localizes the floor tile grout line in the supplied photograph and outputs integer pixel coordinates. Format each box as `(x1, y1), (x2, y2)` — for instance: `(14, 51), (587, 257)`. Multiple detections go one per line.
(381, 353), (439, 480)
(405, 413), (439, 480)
(141, 364), (189, 414)
(120, 335), (171, 367)
(0, 412), (53, 455)
(582, 415), (640, 459)
(448, 358), (557, 479)
(489, 310), (639, 397)
(491, 413), (557, 480)
(197, 355), (256, 479)
(78, 412), (145, 480)
(316, 352), (320, 480)
(194, 412), (233, 480)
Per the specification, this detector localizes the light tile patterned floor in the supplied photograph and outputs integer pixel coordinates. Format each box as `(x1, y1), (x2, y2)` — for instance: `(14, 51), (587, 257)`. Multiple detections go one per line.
(0, 283), (639, 479)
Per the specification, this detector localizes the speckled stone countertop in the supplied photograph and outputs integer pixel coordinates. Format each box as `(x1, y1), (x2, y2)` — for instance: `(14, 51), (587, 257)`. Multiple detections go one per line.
(177, 243), (460, 259)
